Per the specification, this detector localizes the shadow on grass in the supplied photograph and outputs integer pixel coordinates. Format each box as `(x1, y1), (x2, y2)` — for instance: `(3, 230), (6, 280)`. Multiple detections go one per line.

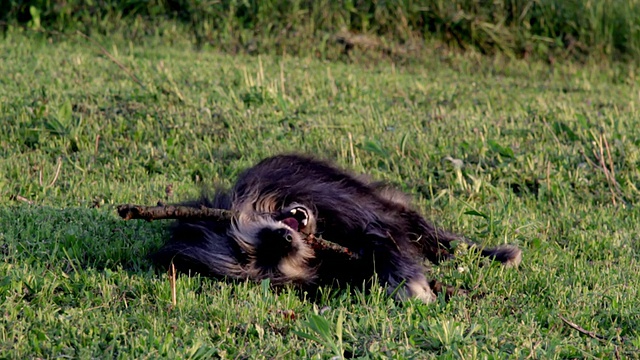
(0, 204), (380, 306)
(0, 204), (167, 274)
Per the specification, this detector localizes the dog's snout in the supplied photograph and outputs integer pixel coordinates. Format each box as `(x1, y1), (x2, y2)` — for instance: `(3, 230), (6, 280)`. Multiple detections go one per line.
(275, 228), (294, 242)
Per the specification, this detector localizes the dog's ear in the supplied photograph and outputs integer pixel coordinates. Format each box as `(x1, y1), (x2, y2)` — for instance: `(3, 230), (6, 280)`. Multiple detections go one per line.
(364, 222), (390, 240)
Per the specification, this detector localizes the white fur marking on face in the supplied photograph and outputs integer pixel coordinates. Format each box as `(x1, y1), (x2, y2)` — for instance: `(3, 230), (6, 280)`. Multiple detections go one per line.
(230, 212), (285, 251)
(278, 232), (315, 281)
(279, 256), (312, 281)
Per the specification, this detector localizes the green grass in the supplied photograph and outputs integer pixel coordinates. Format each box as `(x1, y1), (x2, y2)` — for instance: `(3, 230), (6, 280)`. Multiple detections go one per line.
(1, 33), (640, 358)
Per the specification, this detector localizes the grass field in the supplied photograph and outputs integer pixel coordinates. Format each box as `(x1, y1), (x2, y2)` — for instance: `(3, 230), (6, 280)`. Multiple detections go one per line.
(1, 31), (640, 358)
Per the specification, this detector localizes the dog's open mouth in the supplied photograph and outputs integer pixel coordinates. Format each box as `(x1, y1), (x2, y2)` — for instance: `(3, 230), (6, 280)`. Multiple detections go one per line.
(276, 207), (310, 233)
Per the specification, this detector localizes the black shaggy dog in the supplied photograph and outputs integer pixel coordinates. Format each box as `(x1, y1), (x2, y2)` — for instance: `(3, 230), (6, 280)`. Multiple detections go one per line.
(152, 154), (521, 302)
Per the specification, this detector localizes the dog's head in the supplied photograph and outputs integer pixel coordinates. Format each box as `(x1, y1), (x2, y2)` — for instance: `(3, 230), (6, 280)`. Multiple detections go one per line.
(230, 203), (317, 284)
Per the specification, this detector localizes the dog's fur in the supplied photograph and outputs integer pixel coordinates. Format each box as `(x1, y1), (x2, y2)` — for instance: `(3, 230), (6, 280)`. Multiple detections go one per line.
(152, 154), (521, 302)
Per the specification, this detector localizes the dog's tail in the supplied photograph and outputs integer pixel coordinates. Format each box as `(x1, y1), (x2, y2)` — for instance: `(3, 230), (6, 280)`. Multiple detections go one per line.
(479, 244), (522, 267)
(409, 212), (522, 267)
(437, 232), (523, 267)
(375, 189), (523, 267)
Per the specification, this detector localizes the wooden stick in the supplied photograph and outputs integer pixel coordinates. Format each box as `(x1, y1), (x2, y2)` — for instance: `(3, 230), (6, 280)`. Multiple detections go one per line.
(116, 204), (360, 260)
(558, 314), (607, 342)
(10, 194), (34, 205)
(169, 262), (177, 307)
(304, 235), (359, 261)
(117, 204), (236, 221)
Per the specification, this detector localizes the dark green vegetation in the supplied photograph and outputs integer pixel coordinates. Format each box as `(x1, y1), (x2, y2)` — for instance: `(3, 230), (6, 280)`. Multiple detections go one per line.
(4, 0), (640, 63)
(1, 30), (640, 358)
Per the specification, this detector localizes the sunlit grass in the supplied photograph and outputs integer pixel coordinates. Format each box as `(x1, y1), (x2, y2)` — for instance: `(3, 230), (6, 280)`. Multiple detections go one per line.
(1, 35), (639, 358)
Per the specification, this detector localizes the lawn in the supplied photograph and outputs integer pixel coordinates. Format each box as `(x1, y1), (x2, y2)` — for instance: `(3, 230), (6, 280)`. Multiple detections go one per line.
(1, 32), (639, 358)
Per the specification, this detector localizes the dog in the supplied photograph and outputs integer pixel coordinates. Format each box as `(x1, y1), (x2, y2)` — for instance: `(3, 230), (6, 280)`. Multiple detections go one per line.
(152, 154), (521, 302)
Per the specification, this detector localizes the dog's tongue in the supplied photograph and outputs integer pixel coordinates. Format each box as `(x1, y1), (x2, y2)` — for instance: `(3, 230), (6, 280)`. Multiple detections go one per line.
(281, 217), (299, 231)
